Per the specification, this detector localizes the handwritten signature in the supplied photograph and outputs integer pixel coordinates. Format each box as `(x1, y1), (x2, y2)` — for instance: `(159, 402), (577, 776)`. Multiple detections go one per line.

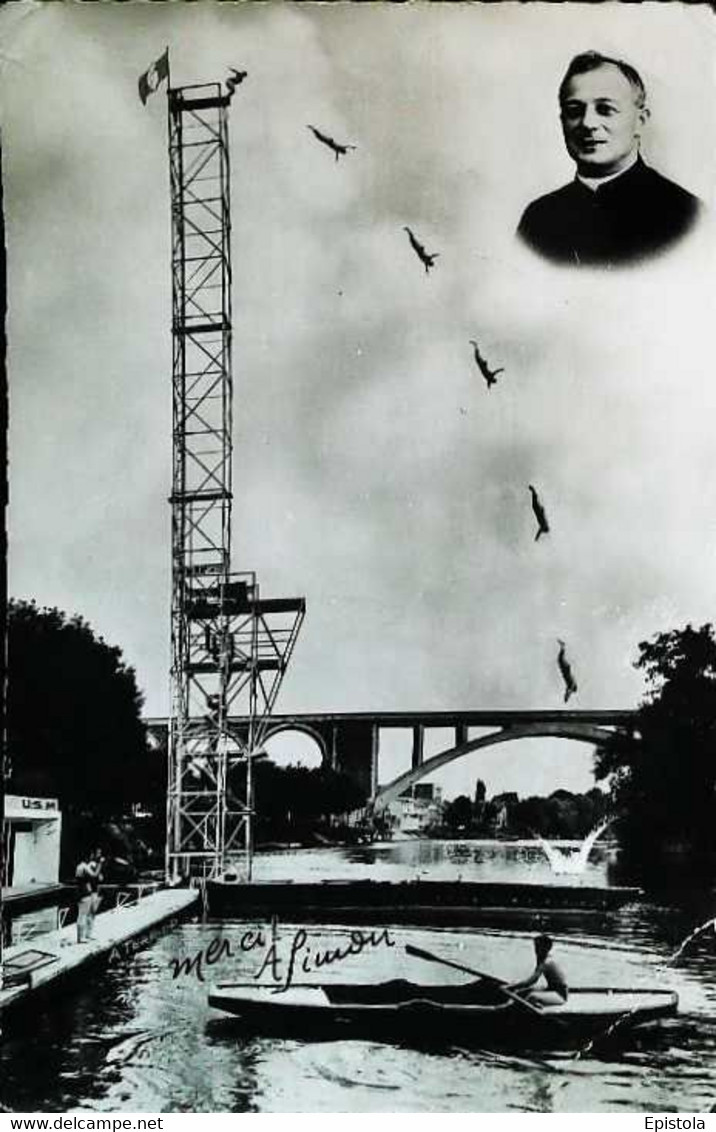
(168, 927), (266, 984)
(168, 925), (395, 991)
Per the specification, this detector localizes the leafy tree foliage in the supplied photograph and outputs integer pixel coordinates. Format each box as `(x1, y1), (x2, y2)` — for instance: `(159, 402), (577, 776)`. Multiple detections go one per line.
(435, 786), (607, 839)
(252, 759), (366, 843)
(7, 599), (150, 815)
(512, 787), (606, 839)
(594, 622), (716, 870)
(442, 794), (474, 832)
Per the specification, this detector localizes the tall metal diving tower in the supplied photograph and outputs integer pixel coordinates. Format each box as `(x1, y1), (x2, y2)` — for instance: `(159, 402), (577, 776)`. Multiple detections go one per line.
(165, 80), (305, 883)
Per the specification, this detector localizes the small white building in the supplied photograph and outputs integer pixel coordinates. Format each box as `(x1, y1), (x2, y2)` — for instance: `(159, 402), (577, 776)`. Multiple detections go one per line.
(391, 783), (443, 835)
(2, 794), (64, 945)
(2, 795), (62, 887)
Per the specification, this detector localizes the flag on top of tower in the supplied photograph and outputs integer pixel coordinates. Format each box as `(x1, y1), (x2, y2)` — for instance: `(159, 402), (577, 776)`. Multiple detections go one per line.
(138, 48), (170, 105)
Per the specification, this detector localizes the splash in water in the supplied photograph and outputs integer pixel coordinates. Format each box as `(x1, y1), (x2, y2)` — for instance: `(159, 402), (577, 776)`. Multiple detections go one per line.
(570, 1001), (646, 1064)
(668, 916), (716, 966)
(535, 818), (613, 876)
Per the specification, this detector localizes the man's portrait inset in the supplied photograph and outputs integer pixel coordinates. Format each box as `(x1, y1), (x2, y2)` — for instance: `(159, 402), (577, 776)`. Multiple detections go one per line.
(517, 52), (702, 267)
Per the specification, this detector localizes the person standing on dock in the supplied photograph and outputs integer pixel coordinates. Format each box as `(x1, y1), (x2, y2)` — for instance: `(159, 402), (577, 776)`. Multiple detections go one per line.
(506, 934), (568, 1005)
(75, 852), (93, 943)
(75, 848), (104, 943)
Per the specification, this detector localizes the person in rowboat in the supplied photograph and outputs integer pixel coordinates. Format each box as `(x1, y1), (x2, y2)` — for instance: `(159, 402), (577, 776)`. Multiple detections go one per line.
(506, 934), (568, 1005)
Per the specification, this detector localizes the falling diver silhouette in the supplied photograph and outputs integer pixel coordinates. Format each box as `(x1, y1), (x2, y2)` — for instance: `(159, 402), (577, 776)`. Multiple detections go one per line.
(557, 638), (578, 702)
(307, 125), (357, 161)
(528, 484), (550, 540)
(226, 68), (248, 96)
(403, 226), (439, 274)
(469, 340), (504, 388)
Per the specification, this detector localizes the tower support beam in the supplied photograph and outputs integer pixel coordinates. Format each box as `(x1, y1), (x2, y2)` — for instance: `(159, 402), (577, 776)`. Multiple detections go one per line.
(166, 83), (237, 883)
(165, 82), (305, 883)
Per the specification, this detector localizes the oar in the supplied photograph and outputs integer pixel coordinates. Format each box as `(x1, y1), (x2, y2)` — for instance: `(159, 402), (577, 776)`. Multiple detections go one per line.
(405, 943), (548, 1018)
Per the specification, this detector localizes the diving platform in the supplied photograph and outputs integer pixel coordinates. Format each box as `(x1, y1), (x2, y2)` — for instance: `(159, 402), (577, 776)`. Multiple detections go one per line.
(0, 886), (198, 1020)
(206, 878), (642, 928)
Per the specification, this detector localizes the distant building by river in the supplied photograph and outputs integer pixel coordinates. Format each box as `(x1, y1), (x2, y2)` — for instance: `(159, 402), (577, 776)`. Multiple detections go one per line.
(390, 783), (444, 835)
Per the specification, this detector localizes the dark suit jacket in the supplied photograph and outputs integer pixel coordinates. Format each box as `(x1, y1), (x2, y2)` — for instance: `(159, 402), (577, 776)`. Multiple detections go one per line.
(517, 158), (701, 267)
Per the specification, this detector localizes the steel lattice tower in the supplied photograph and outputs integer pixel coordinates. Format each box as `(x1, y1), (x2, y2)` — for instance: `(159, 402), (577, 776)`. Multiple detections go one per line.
(165, 81), (305, 883)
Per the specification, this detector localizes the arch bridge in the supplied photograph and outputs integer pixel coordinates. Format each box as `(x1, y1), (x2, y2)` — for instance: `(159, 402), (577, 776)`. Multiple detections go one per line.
(145, 709), (636, 806)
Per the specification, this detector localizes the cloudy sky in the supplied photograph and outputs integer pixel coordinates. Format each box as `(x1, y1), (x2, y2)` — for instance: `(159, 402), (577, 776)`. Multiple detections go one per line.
(3, 1), (716, 798)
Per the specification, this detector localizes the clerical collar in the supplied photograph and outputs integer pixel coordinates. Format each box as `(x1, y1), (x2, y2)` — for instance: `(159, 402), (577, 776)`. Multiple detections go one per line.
(576, 150), (639, 192)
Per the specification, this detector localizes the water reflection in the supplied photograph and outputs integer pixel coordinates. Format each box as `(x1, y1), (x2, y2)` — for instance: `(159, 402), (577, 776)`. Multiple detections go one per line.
(251, 838), (613, 886)
(1, 841), (715, 1113)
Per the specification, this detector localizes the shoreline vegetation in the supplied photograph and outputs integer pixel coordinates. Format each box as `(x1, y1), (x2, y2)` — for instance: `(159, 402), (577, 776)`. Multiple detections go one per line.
(8, 601), (716, 895)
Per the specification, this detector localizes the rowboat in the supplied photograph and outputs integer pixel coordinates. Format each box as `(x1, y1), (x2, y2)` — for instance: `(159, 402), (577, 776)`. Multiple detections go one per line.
(207, 978), (678, 1047)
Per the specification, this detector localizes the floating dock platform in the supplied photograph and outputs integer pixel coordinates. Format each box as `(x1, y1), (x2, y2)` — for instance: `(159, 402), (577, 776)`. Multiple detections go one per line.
(206, 878), (642, 926)
(0, 886), (198, 1020)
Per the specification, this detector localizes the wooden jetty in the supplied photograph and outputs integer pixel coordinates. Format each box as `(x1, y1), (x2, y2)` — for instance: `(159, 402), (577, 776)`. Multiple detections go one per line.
(0, 886), (198, 1019)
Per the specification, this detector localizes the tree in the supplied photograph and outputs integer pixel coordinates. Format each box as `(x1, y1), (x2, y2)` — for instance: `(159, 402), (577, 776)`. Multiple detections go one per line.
(7, 599), (151, 815)
(513, 788), (607, 839)
(595, 622), (716, 872)
(443, 794), (474, 832)
(252, 759), (365, 843)
(472, 778), (487, 827)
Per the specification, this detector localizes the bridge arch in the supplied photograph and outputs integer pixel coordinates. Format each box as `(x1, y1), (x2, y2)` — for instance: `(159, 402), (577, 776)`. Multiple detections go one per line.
(260, 721), (330, 765)
(373, 721), (620, 809)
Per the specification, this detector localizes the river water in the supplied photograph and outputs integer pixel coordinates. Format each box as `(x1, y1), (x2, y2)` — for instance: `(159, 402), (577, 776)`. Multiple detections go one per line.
(2, 840), (716, 1114)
